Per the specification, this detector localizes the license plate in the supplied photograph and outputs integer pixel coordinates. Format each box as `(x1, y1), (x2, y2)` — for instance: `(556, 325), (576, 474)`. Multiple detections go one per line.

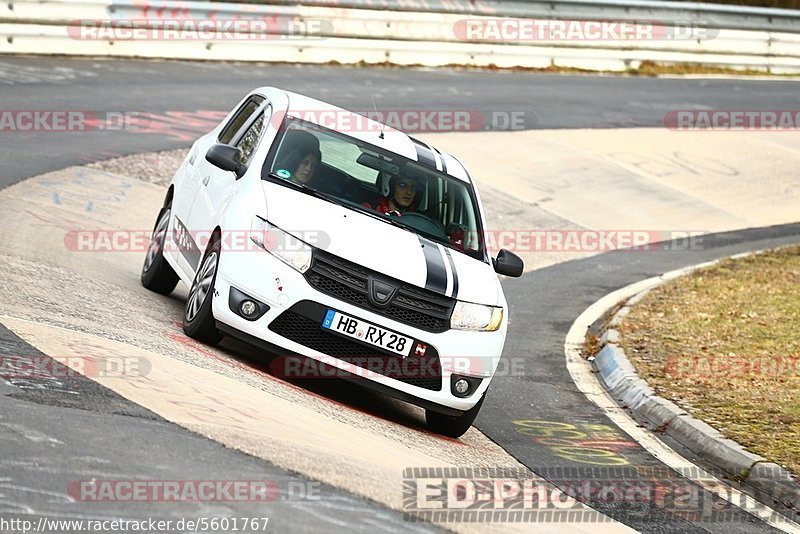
(322, 309), (413, 357)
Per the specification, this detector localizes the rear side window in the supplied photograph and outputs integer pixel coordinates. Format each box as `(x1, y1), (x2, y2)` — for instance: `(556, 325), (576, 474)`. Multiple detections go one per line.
(218, 95), (265, 144)
(235, 106), (271, 165)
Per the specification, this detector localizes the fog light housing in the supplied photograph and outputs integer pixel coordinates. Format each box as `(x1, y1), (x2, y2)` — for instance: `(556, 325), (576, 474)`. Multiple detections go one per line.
(240, 300), (257, 318)
(450, 374), (482, 398)
(228, 287), (269, 321)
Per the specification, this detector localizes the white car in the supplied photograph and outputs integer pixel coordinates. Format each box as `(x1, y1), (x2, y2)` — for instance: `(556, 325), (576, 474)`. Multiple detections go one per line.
(141, 88), (523, 437)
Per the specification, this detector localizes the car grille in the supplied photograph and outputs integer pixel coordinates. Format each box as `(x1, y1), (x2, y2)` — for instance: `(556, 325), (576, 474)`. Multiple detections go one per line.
(269, 302), (442, 391)
(305, 250), (454, 333)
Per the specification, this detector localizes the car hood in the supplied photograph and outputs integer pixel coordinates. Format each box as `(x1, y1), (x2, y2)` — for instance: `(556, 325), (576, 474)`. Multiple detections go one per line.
(260, 181), (500, 305)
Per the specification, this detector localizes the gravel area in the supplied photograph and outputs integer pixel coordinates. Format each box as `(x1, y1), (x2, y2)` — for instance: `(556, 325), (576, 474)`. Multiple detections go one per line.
(87, 148), (188, 187)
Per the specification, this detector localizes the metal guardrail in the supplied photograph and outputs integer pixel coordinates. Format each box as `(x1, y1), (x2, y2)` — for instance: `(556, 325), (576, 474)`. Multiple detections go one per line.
(2, 0), (800, 73)
(217, 0), (800, 32)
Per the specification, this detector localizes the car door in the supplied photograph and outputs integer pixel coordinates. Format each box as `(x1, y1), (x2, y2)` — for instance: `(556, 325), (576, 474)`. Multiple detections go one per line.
(169, 96), (267, 278)
(185, 97), (271, 270)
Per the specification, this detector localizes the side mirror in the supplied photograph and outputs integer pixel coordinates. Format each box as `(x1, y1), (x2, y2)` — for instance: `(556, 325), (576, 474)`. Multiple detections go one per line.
(206, 144), (246, 178)
(493, 249), (524, 277)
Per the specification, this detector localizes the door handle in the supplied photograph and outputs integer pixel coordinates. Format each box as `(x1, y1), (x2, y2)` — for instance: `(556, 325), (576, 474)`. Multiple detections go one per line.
(202, 175), (211, 186)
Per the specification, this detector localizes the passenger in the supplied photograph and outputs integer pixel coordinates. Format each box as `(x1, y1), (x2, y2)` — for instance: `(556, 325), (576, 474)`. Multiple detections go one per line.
(368, 175), (418, 216)
(275, 130), (322, 186)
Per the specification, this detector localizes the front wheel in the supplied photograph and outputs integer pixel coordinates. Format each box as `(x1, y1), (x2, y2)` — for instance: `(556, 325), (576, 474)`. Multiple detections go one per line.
(141, 206), (179, 295)
(183, 238), (224, 345)
(425, 395), (484, 438)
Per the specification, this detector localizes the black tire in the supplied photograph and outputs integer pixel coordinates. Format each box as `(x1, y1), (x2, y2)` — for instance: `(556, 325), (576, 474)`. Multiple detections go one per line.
(183, 236), (224, 345)
(141, 206), (180, 295)
(425, 395), (485, 438)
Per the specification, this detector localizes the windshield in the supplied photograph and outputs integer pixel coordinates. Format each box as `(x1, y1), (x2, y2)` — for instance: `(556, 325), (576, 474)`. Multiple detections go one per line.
(262, 117), (486, 261)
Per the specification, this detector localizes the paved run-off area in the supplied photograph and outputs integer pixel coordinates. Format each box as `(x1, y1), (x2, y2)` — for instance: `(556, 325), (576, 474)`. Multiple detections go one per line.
(1, 125), (799, 531)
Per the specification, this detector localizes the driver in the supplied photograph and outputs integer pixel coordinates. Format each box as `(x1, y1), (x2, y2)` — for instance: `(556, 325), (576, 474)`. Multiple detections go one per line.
(368, 175), (418, 216)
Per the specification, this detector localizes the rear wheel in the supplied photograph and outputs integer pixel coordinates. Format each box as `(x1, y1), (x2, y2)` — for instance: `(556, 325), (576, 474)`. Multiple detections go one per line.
(425, 395), (484, 438)
(183, 237), (224, 345)
(141, 206), (179, 295)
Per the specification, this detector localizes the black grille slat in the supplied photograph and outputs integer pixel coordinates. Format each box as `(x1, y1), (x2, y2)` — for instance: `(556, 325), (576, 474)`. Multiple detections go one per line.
(269, 309), (442, 391)
(305, 251), (455, 333)
(315, 262), (366, 290)
(394, 294), (446, 313)
(307, 273), (368, 306)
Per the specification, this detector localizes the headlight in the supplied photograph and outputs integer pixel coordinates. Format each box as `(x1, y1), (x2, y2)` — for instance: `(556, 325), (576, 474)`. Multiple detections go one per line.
(250, 216), (313, 273)
(451, 301), (503, 331)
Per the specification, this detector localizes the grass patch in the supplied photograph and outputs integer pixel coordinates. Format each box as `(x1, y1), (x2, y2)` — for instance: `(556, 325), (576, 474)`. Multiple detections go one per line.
(618, 246), (800, 477)
(584, 331), (602, 358)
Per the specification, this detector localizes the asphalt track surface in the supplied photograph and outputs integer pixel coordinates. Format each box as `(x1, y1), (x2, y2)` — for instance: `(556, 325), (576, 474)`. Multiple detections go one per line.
(1, 56), (799, 532)
(0, 325), (431, 533)
(3, 56), (800, 185)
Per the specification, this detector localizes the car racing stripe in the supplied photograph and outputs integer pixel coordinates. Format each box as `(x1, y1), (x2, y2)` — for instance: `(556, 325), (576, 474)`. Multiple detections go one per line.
(421, 141), (443, 171)
(443, 247), (459, 298)
(412, 141), (437, 170)
(438, 244), (453, 296)
(435, 148), (448, 174)
(418, 236), (448, 295)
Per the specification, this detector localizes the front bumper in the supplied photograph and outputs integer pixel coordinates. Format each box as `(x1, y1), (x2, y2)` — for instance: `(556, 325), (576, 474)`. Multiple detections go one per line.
(211, 248), (507, 413)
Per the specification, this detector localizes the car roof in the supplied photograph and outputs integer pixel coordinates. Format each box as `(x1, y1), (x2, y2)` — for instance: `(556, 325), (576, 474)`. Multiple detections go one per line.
(259, 87), (473, 184)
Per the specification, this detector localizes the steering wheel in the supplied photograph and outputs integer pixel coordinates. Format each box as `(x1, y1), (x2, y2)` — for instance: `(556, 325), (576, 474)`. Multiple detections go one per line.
(393, 212), (447, 240)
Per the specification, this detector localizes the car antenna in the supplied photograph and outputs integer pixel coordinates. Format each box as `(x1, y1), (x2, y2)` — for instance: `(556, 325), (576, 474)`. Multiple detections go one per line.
(368, 83), (385, 140)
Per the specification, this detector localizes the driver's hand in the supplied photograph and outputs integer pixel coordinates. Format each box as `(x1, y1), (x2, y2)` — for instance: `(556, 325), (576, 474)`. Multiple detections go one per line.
(387, 210), (402, 217)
